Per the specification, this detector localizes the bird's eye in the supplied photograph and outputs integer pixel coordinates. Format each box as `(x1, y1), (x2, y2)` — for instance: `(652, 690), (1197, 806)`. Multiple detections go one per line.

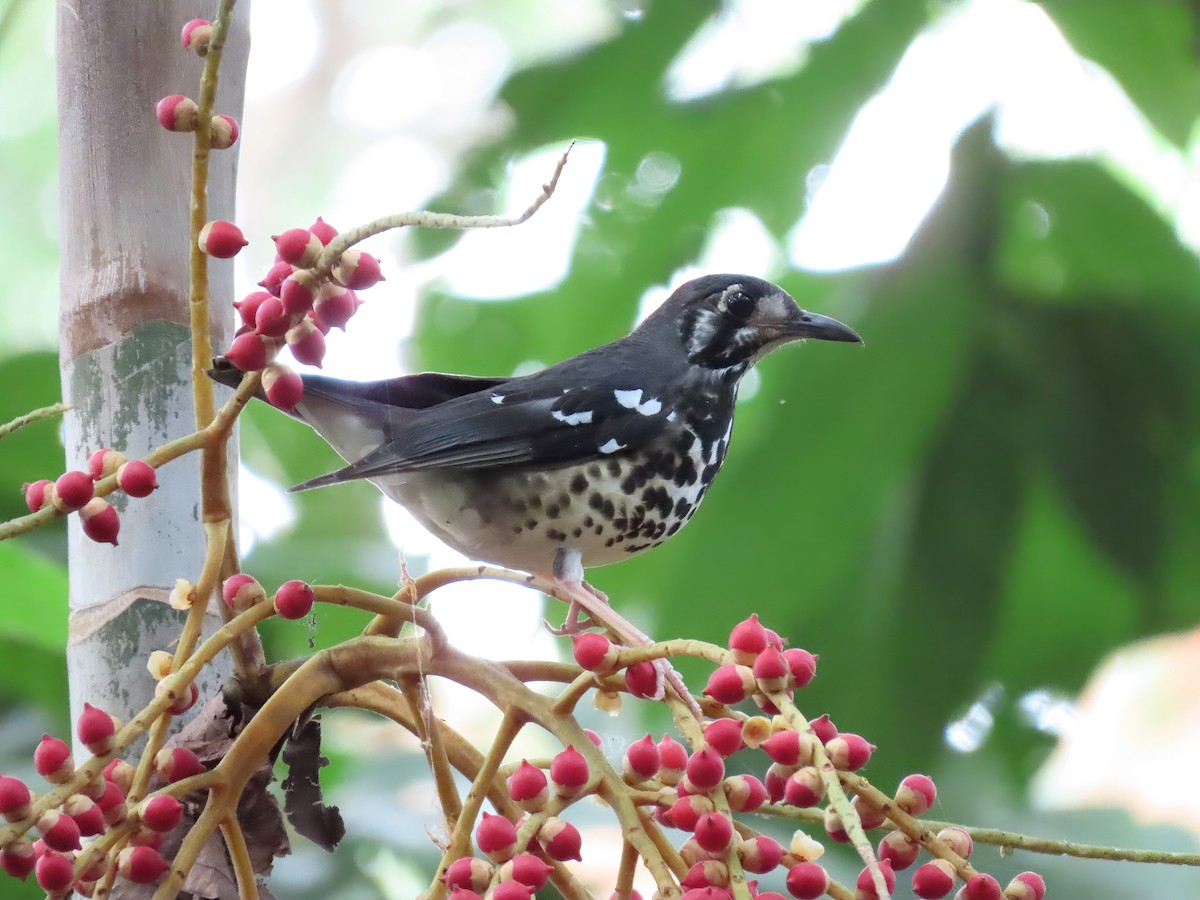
(723, 290), (755, 319)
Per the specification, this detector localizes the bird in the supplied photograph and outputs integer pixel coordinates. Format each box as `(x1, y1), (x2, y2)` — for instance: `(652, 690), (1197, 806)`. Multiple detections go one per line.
(211, 274), (860, 673)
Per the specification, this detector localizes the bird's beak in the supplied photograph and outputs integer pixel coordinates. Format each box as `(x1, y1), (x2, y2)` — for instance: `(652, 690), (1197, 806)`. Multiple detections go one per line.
(786, 308), (863, 344)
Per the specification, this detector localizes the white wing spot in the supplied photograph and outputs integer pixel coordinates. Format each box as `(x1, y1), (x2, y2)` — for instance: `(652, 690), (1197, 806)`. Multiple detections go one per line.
(614, 388), (643, 409)
(490, 393), (505, 405)
(598, 438), (626, 454)
(667, 411), (678, 422)
(636, 397), (662, 416)
(552, 409), (594, 426)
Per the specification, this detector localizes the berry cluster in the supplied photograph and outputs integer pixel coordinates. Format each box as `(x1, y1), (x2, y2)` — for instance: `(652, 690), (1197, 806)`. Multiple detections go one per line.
(429, 614), (1047, 900)
(23, 450), (159, 545)
(154, 19), (237, 147)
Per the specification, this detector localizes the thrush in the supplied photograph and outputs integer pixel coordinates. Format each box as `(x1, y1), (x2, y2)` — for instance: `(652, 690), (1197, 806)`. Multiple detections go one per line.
(212, 274), (860, 674)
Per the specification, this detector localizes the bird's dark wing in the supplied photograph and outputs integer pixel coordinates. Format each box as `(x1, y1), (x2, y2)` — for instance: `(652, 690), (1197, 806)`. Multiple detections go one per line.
(291, 372), (677, 490)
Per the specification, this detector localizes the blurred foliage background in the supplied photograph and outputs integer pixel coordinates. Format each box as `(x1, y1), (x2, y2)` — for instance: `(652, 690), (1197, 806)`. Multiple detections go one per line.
(3, 0), (1200, 897)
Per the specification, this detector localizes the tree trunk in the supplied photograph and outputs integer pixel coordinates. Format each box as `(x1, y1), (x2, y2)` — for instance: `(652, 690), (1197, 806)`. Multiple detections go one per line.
(56, 2), (251, 750)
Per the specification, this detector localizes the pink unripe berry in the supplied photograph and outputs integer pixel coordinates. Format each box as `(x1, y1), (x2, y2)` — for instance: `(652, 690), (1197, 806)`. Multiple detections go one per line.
(77, 702), (116, 753)
(728, 612), (769, 664)
(140, 795), (183, 832)
(116, 460), (159, 498)
(490, 883), (532, 900)
(669, 794), (713, 831)
(808, 714), (838, 744)
(156, 677), (199, 715)
(878, 829), (920, 870)
(537, 817), (581, 861)
(254, 295), (291, 337)
(781, 647), (817, 688)
(723, 773), (766, 812)
(826, 732), (874, 771)
(98, 779), (128, 825)
(198, 220), (247, 258)
(332, 249), (384, 290)
(852, 793), (887, 830)
(280, 270), (318, 315)
(572, 632), (617, 672)
(824, 807), (849, 843)
(222, 573), (265, 612)
(856, 859), (896, 898)
(180, 18), (213, 55)
(963, 873), (1001, 900)
(657, 734), (688, 785)
(0, 838), (35, 880)
(499, 853), (552, 890)
(752, 648), (790, 693)
(693, 812), (733, 852)
(475, 811), (517, 863)
(53, 470), (94, 512)
(275, 579), (315, 619)
(235, 291), (273, 327)
(262, 363), (305, 413)
(783, 767), (824, 808)
(737, 834), (783, 874)
(273, 228), (323, 267)
(937, 826), (973, 860)
(896, 772), (938, 816)
(447, 892), (482, 900)
(286, 318), (326, 368)
(764, 762), (792, 804)
(624, 660), (658, 698)
(0, 776), (32, 820)
(682, 860), (729, 888)
(155, 746), (206, 783)
(259, 260), (295, 296)
(210, 114), (239, 149)
(763, 729), (814, 767)
(680, 888), (731, 900)
(156, 94), (198, 132)
(118, 845), (169, 883)
(1004, 872), (1046, 900)
(583, 728), (602, 746)
(87, 448), (126, 480)
(35, 734), (74, 783)
(785, 862), (829, 899)
(81, 498), (120, 545)
(309, 217), (338, 244)
(63, 794), (105, 836)
(684, 747), (725, 792)
(37, 808), (82, 851)
(622, 734), (661, 782)
(703, 718), (743, 757)
(913, 860), (957, 899)
(221, 325), (270, 368)
(549, 745), (589, 797)
(23, 479), (53, 513)
(442, 856), (492, 892)
(506, 760), (548, 811)
(130, 826), (165, 849)
(35, 850), (75, 892)
(103, 757), (134, 791)
(703, 664), (756, 704)
(313, 285), (359, 331)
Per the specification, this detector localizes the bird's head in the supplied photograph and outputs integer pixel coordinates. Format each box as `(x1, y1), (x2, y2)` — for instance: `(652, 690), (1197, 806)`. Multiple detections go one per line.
(643, 274), (862, 372)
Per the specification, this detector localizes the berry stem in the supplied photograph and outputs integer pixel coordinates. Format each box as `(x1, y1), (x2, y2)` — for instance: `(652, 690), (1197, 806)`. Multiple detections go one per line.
(0, 402), (71, 440)
(221, 814), (259, 900)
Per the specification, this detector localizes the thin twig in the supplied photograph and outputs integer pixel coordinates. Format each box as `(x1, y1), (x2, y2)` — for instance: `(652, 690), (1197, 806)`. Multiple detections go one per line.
(0, 402), (70, 440)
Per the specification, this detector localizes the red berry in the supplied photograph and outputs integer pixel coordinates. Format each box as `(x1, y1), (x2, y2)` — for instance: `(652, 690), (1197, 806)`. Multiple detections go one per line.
(852, 793), (887, 830)
(783, 767), (824, 808)
(87, 448), (126, 480)
(116, 460), (159, 498)
(118, 845), (169, 883)
(77, 702), (116, 753)
(180, 18), (212, 55)
(140, 795), (183, 832)
(549, 745), (589, 797)
(781, 647), (817, 688)
(582, 728), (602, 746)
(624, 660), (658, 698)
(657, 734), (688, 784)
(63, 794), (105, 836)
(34, 734), (74, 782)
(309, 217), (338, 244)
(684, 747), (725, 792)
(198, 220), (247, 258)
(225, 331), (272, 372)
(622, 735), (661, 782)
(937, 826), (973, 860)
(280, 270), (318, 315)
(254, 295), (291, 337)
(222, 573), (265, 612)
(878, 830), (920, 870)
(808, 714), (838, 744)
(538, 817), (581, 861)
(826, 732), (874, 771)
(824, 807), (849, 843)
(572, 632), (617, 671)
(475, 811), (517, 863)
(681, 861), (727, 889)
(259, 260), (295, 296)
(272, 228), (322, 267)
(500, 853), (551, 890)
(737, 834), (783, 873)
(98, 779), (127, 825)
(210, 114), (239, 149)
(23, 479), (53, 513)
(785, 862), (828, 899)
(442, 856), (492, 892)
(693, 812), (733, 852)
(752, 648), (790, 693)
(0, 776), (32, 820)
(156, 94), (198, 132)
(963, 873), (1001, 900)
(668, 794), (712, 831)
(53, 470), (95, 512)
(728, 613), (769, 663)
(274, 580), (314, 619)
(235, 291), (273, 328)
(506, 760), (548, 811)
(262, 364), (304, 413)
(896, 772), (937, 816)
(764, 762), (791, 804)
(0, 838), (35, 880)
(37, 809), (82, 851)
(332, 249), (384, 290)
(286, 318), (326, 368)
(703, 718), (743, 757)
(81, 498), (120, 545)
(856, 859), (896, 898)
(103, 757), (134, 791)
(723, 773), (766, 812)
(156, 678), (199, 715)
(702, 663), (755, 705)
(763, 730), (814, 767)
(489, 883), (532, 900)
(35, 850), (75, 892)
(1006, 872), (1046, 900)
(913, 860), (956, 899)
(155, 746), (206, 783)
(312, 285), (359, 331)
